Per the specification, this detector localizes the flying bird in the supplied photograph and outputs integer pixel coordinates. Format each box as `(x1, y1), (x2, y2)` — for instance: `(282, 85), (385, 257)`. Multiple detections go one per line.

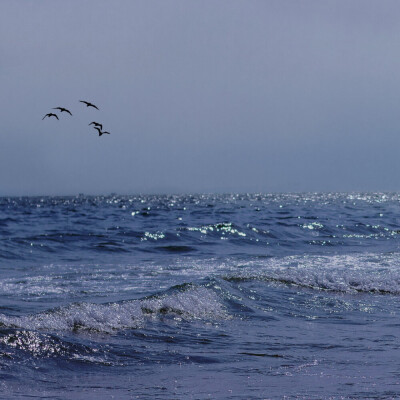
(89, 122), (103, 130)
(93, 127), (110, 136)
(80, 100), (99, 110)
(42, 113), (59, 120)
(93, 127), (104, 136)
(53, 107), (72, 116)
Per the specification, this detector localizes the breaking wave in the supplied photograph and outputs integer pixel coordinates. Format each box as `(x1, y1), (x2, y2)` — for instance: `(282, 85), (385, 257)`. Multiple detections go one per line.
(0, 286), (228, 333)
(223, 253), (400, 294)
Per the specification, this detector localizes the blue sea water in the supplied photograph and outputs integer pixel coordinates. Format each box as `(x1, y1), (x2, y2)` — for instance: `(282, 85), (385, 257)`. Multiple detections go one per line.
(1, 193), (400, 399)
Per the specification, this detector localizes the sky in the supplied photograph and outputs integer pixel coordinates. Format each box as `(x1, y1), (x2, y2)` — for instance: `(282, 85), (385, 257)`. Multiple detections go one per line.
(1, 0), (400, 195)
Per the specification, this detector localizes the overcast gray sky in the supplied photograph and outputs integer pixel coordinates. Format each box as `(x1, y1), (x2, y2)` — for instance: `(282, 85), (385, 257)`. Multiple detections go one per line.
(1, 0), (400, 195)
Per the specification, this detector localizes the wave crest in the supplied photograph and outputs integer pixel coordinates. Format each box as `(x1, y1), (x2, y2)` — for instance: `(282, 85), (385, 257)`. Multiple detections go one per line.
(224, 253), (400, 294)
(0, 286), (228, 333)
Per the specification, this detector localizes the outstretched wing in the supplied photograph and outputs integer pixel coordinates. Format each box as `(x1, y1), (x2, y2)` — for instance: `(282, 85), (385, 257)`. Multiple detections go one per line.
(80, 100), (99, 109)
(43, 113), (59, 120)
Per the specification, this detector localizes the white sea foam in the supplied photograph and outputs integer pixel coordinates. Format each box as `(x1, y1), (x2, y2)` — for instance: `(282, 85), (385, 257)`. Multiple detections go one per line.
(0, 286), (228, 332)
(231, 253), (400, 294)
(0, 330), (65, 357)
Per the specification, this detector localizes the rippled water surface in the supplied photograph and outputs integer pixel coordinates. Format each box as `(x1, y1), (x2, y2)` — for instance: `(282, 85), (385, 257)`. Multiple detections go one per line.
(1, 193), (400, 399)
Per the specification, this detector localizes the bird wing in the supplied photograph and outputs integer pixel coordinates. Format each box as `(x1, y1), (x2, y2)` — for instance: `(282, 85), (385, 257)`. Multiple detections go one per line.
(66, 109), (72, 115)
(53, 114), (59, 119)
(42, 114), (48, 120)
(80, 100), (89, 105)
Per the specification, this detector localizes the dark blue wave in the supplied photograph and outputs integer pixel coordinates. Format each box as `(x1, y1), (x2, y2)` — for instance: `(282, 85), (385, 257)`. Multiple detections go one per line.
(1, 193), (400, 263)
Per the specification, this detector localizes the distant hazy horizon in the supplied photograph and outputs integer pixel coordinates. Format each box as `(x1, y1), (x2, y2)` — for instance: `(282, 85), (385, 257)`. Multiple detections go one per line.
(2, 190), (400, 199)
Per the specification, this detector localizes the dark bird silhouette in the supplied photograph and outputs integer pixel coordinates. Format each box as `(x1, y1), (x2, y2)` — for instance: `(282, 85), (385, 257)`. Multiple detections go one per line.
(89, 121), (103, 130)
(53, 107), (72, 116)
(80, 100), (99, 110)
(93, 127), (110, 136)
(42, 113), (59, 120)
(93, 127), (103, 136)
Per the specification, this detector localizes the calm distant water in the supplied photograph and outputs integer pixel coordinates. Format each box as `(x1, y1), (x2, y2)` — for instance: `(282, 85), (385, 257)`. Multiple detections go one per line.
(1, 193), (400, 399)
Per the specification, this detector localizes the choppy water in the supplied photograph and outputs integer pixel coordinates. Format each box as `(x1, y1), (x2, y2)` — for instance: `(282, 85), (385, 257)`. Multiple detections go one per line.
(1, 193), (400, 399)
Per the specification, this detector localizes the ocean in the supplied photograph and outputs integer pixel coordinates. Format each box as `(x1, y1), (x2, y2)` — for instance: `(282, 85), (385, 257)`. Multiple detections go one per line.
(1, 193), (400, 399)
